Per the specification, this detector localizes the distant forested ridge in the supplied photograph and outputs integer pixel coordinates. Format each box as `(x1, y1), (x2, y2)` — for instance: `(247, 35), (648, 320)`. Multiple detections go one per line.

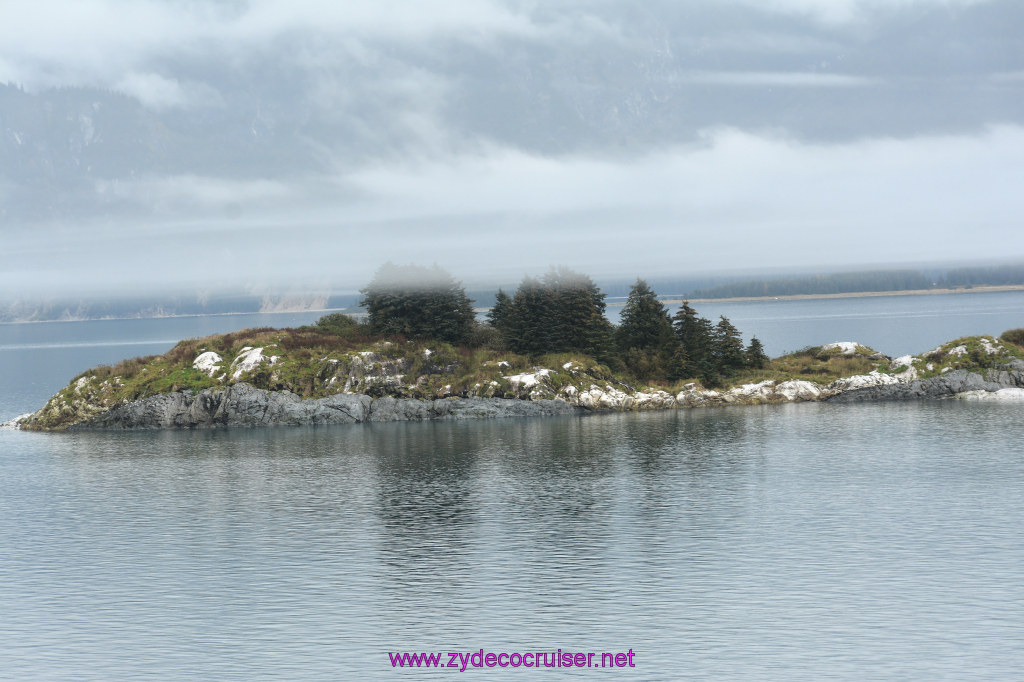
(937, 264), (1024, 288)
(688, 264), (1024, 299)
(5, 262), (1023, 323)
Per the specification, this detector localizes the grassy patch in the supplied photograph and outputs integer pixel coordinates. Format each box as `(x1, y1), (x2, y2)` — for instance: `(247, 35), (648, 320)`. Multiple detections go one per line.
(911, 335), (1024, 379)
(26, 323), (1024, 432)
(754, 347), (878, 383)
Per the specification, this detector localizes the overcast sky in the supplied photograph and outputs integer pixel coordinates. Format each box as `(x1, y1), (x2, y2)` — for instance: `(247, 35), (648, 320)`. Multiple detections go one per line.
(1, 0), (1022, 297)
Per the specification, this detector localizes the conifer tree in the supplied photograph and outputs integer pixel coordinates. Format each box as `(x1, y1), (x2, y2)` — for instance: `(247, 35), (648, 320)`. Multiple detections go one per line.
(713, 316), (747, 376)
(665, 343), (690, 382)
(616, 279), (673, 351)
(746, 336), (769, 369)
(501, 267), (614, 362)
(550, 269), (615, 361)
(504, 276), (556, 356)
(673, 301), (730, 385)
(616, 279), (682, 381)
(360, 263), (475, 344)
(486, 289), (514, 335)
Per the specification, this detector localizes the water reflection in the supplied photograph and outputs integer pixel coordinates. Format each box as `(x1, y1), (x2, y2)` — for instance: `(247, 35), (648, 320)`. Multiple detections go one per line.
(3, 403), (1024, 679)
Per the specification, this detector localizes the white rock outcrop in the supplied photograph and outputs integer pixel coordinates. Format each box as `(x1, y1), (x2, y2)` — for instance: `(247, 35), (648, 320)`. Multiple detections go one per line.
(193, 351), (224, 378)
(955, 388), (1024, 401)
(979, 337), (1002, 355)
(726, 380), (777, 402)
(230, 347), (280, 380)
(827, 370), (901, 393)
(775, 380), (822, 401)
(890, 355), (915, 370)
(821, 342), (865, 355)
(507, 369), (551, 389)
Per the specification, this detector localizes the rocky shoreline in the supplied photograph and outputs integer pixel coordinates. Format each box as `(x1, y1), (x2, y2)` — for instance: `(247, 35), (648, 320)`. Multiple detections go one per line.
(59, 385), (583, 430)
(8, 337), (1024, 432)
(8, 363), (1023, 432)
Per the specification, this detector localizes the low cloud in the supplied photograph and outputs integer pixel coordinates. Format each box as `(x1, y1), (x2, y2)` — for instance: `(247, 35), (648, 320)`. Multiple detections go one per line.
(680, 71), (874, 87)
(0, 0), (550, 91)
(2, 0), (1019, 297)
(116, 72), (223, 110)
(96, 175), (296, 213)
(727, 0), (996, 25)
(338, 126), (1023, 231)
(6, 125), (1017, 296)
(991, 71), (1024, 83)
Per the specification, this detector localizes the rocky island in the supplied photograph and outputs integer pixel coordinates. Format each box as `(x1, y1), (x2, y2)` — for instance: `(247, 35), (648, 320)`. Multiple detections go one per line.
(7, 265), (1024, 431)
(9, 329), (1024, 432)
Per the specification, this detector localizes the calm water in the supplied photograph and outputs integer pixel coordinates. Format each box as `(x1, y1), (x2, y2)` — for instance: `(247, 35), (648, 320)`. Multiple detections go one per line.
(619, 289), (1024, 357)
(1, 294), (1023, 680)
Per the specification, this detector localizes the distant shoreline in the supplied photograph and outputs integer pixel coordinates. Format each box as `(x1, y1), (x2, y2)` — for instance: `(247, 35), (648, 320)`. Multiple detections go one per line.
(0, 307), (355, 326)
(605, 284), (1024, 307)
(4, 285), (1024, 323)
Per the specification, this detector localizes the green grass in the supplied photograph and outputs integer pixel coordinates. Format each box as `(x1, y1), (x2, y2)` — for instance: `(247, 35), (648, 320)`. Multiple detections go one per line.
(725, 347), (879, 385)
(910, 335), (1024, 379)
(24, 326), (1024, 431)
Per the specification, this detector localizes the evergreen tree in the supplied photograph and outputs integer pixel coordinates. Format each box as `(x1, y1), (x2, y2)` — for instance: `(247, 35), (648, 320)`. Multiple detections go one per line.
(672, 301), (702, 354)
(713, 316), (747, 376)
(550, 271), (615, 361)
(691, 318), (720, 384)
(616, 278), (682, 381)
(746, 336), (769, 369)
(486, 289), (514, 335)
(665, 343), (690, 382)
(501, 267), (614, 362)
(504, 276), (557, 356)
(359, 263), (475, 344)
(616, 279), (673, 351)
(672, 301), (716, 382)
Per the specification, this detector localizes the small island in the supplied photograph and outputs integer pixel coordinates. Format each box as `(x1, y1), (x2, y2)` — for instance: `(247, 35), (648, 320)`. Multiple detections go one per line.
(11, 264), (1024, 431)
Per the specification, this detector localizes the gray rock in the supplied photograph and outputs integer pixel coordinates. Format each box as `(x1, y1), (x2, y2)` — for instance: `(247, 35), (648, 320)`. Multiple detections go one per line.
(68, 383), (580, 430)
(826, 369), (1024, 403)
(32, 361), (1024, 430)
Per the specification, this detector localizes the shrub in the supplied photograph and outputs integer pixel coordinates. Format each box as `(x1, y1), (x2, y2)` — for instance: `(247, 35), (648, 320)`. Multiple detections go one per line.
(620, 347), (666, 383)
(1000, 328), (1024, 347)
(315, 313), (361, 335)
(164, 341), (200, 365)
(469, 323), (506, 350)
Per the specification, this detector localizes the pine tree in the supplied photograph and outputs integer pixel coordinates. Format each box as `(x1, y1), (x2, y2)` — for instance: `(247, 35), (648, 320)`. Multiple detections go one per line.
(672, 301), (719, 385)
(501, 267), (613, 361)
(713, 316), (747, 376)
(746, 336), (769, 369)
(486, 289), (513, 334)
(616, 279), (673, 351)
(551, 271), (615, 361)
(665, 343), (690, 382)
(359, 263), (475, 344)
(504, 276), (556, 356)
(616, 279), (683, 381)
